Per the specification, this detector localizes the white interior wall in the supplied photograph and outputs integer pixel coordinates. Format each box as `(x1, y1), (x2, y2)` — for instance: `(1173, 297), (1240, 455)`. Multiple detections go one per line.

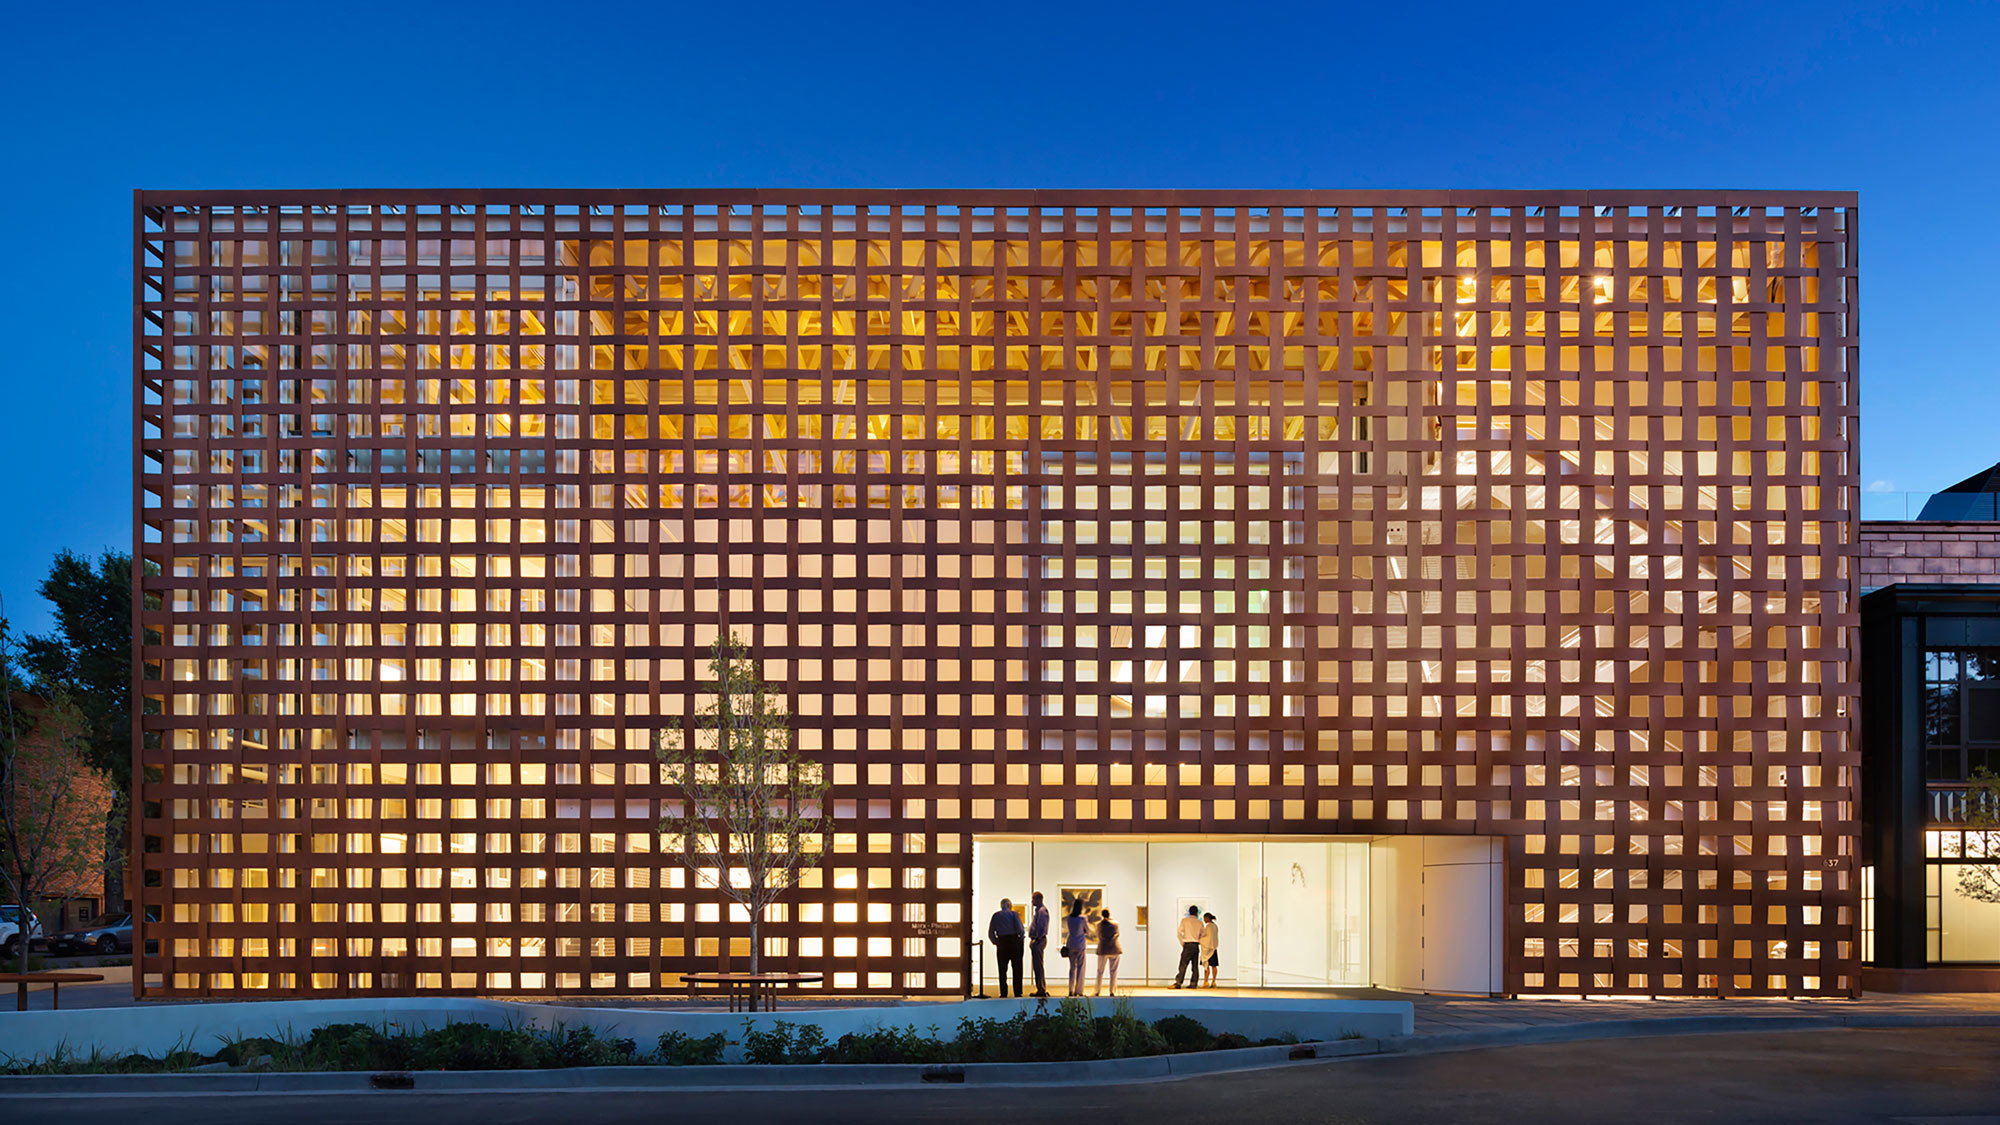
(969, 840), (1033, 948)
(1025, 840), (1150, 978)
(1145, 841), (1242, 983)
(1261, 841), (1330, 984)
(1262, 841), (1370, 986)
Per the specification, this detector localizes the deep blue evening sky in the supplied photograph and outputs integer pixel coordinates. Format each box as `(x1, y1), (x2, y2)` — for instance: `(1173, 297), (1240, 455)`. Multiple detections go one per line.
(2, 0), (1995, 633)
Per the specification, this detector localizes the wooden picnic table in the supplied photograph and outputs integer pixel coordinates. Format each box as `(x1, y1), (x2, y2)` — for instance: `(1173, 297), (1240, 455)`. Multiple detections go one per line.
(681, 971), (823, 1013)
(0, 972), (106, 1011)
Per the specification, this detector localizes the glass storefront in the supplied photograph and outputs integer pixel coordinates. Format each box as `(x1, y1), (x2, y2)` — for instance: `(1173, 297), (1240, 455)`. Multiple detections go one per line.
(972, 837), (1374, 987)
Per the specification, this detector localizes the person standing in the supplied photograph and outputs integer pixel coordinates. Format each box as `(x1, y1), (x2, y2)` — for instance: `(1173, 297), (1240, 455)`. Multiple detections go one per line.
(1063, 896), (1089, 996)
(988, 897), (1025, 998)
(1200, 911), (1220, 988)
(1027, 891), (1051, 998)
(1094, 909), (1123, 996)
(1172, 904), (1203, 988)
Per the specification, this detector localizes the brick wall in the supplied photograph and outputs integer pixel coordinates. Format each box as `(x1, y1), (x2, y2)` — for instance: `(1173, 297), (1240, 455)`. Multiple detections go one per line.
(1857, 522), (2000, 587)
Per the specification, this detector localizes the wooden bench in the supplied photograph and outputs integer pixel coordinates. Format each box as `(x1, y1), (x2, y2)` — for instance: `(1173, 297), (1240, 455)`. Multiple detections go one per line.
(681, 971), (823, 1013)
(0, 972), (106, 1011)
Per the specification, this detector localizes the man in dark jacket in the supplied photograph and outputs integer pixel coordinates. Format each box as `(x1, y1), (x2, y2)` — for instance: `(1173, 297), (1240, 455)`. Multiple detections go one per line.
(988, 898), (1026, 998)
(1027, 891), (1051, 998)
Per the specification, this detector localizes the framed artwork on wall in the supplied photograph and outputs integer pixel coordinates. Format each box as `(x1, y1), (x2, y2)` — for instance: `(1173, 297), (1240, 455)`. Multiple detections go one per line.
(1060, 886), (1103, 943)
(1175, 895), (1208, 934)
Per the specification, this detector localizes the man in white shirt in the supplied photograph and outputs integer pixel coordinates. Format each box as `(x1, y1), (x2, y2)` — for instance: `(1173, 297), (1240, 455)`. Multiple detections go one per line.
(1172, 904), (1204, 988)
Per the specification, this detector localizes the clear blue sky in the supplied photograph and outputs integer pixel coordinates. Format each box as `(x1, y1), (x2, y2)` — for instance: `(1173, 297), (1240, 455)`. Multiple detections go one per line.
(2, 0), (1994, 633)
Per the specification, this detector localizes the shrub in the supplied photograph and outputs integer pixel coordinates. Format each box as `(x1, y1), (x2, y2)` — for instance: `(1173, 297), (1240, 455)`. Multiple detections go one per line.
(543, 1026), (639, 1069)
(741, 1020), (797, 1065)
(1212, 1032), (1252, 1051)
(655, 1030), (727, 1066)
(407, 1021), (543, 1071)
(301, 1022), (398, 1070)
(823, 1023), (947, 1065)
(790, 1023), (828, 1063)
(1152, 1014), (1213, 1054)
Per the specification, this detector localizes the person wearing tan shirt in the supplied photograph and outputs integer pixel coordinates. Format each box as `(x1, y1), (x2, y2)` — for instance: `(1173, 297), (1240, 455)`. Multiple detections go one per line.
(1172, 905), (1204, 988)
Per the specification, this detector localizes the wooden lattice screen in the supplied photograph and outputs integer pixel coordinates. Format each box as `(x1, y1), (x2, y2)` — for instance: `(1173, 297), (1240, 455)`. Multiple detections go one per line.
(133, 190), (1859, 998)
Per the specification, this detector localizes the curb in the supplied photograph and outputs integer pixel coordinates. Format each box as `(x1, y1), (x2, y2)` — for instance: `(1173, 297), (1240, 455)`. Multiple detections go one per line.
(3, 1013), (1997, 1095)
(1387, 1011), (2000, 1057)
(0, 1039), (1343, 1095)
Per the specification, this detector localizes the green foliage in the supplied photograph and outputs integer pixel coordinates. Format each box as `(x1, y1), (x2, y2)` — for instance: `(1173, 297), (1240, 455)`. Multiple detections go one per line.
(3, 1031), (207, 1075)
(1152, 1013), (1214, 1053)
(821, 1022), (950, 1065)
(18, 550), (132, 787)
(655, 1030), (728, 1066)
(813, 999), (1172, 1065)
(1960, 767), (2000, 904)
(5, 1020), (646, 1075)
(2, 1010), (1312, 1073)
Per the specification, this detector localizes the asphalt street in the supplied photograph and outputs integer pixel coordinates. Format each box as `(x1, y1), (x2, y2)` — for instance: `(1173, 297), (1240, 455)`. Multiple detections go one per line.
(3, 1027), (1997, 1124)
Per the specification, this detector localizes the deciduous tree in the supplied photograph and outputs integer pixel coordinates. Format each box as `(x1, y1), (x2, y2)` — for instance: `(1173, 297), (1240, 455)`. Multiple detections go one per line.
(2, 612), (122, 974)
(20, 549), (131, 784)
(1957, 767), (2000, 904)
(654, 636), (827, 975)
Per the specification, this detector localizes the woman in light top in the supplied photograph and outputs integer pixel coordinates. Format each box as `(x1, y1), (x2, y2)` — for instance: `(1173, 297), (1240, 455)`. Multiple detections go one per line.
(1064, 897), (1089, 996)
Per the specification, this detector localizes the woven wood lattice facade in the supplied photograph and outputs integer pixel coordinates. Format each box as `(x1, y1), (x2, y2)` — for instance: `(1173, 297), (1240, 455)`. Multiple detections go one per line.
(133, 190), (1860, 998)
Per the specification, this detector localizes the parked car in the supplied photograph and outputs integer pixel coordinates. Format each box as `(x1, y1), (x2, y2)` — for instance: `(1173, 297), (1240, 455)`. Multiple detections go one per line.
(0, 905), (44, 959)
(50, 914), (131, 956)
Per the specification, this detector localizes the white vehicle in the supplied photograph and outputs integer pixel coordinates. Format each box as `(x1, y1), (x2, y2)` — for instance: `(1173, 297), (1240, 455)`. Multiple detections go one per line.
(0, 904), (44, 959)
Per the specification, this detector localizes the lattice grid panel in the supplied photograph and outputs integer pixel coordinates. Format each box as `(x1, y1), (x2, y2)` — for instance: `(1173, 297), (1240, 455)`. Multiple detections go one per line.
(133, 190), (1859, 998)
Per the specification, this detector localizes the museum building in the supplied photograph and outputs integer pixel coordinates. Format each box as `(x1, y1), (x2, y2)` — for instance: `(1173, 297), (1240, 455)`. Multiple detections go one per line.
(132, 190), (1861, 999)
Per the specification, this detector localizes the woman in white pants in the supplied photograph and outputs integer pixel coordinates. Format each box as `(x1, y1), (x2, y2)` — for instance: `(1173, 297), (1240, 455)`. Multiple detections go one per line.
(1093, 909), (1123, 996)
(1064, 898), (1089, 996)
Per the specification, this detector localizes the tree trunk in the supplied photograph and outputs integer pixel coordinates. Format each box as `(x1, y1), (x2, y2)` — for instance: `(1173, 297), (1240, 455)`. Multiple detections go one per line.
(104, 813), (124, 915)
(750, 912), (760, 975)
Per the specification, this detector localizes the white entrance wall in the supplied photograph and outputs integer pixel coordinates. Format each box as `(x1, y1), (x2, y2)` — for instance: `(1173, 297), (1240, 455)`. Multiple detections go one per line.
(1369, 835), (1504, 995)
(1418, 836), (1504, 994)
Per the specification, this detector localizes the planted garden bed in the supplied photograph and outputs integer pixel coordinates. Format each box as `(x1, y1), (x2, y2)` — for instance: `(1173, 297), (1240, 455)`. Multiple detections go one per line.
(3, 998), (1351, 1074)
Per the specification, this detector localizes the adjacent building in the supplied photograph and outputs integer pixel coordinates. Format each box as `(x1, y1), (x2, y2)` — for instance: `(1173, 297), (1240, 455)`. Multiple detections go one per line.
(133, 190), (1861, 999)
(1857, 470), (2000, 989)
